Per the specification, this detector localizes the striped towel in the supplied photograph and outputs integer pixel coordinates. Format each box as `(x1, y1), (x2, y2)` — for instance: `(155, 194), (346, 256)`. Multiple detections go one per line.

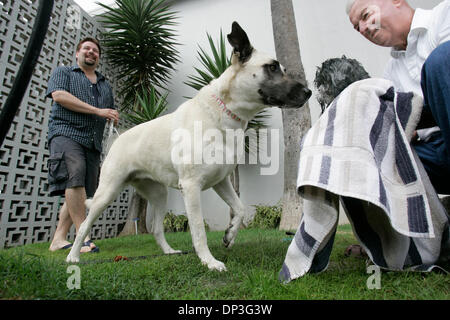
(279, 78), (450, 283)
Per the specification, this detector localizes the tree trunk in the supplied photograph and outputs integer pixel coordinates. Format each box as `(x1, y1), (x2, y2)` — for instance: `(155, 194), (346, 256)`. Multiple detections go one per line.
(270, 0), (311, 230)
(119, 189), (148, 236)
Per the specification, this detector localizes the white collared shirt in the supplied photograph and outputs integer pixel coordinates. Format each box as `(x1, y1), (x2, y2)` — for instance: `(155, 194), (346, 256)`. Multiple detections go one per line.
(384, 0), (450, 95)
(383, 0), (450, 140)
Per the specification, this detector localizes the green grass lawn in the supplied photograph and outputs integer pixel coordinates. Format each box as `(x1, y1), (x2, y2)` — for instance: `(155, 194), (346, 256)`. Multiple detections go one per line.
(0, 225), (448, 300)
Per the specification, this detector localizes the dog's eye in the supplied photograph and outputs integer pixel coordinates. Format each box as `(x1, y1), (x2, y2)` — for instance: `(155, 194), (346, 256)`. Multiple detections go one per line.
(270, 64), (278, 72)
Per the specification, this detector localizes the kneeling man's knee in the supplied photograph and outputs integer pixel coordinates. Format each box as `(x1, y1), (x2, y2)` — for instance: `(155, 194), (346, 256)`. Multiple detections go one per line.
(423, 41), (450, 75)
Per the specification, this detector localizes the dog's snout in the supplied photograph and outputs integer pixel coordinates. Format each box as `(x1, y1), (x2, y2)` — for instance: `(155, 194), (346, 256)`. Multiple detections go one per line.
(283, 82), (312, 108)
(259, 78), (311, 108)
(292, 82), (312, 99)
(303, 87), (312, 99)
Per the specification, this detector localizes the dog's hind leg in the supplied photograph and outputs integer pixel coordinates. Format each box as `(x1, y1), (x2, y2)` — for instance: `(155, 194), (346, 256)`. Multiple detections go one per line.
(213, 176), (245, 248)
(66, 177), (124, 263)
(131, 179), (181, 254)
(180, 179), (227, 271)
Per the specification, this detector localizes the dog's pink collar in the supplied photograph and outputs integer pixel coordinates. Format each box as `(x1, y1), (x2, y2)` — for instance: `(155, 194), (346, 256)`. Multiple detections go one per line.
(212, 94), (241, 122)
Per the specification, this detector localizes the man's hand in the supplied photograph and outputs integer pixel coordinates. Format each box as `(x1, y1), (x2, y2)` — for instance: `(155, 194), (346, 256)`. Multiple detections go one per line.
(96, 108), (119, 125)
(52, 90), (119, 125)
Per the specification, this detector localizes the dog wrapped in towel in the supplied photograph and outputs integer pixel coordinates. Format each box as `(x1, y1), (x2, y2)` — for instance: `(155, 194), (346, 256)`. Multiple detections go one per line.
(314, 55), (370, 114)
(279, 78), (450, 283)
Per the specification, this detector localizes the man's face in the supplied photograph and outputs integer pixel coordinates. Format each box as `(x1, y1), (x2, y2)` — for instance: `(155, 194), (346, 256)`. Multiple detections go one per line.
(76, 41), (100, 69)
(349, 0), (405, 48)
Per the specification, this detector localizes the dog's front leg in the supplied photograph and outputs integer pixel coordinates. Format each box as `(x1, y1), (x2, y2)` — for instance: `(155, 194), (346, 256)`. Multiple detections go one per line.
(180, 180), (227, 272)
(213, 176), (245, 248)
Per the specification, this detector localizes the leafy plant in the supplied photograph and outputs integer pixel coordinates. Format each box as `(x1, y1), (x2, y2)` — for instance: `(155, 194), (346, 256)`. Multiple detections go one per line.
(163, 211), (189, 233)
(247, 204), (282, 229)
(163, 211), (209, 233)
(184, 30), (230, 92)
(98, 0), (180, 111)
(123, 85), (168, 125)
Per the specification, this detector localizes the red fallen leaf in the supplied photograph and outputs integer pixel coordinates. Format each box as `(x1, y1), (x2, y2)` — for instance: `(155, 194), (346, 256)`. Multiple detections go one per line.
(114, 255), (129, 262)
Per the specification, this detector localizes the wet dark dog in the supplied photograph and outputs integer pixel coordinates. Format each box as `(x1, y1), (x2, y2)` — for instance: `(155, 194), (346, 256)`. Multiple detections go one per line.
(314, 55), (370, 113)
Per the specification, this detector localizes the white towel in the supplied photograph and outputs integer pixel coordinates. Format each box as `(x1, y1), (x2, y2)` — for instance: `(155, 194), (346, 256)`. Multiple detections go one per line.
(280, 78), (450, 283)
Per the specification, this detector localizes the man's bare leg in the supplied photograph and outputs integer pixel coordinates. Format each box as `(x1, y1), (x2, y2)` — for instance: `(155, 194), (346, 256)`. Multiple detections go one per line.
(49, 187), (97, 252)
(65, 186), (97, 252)
(49, 202), (72, 251)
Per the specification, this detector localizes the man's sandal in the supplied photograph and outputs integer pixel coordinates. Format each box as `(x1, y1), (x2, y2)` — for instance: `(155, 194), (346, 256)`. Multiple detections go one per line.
(83, 240), (99, 253)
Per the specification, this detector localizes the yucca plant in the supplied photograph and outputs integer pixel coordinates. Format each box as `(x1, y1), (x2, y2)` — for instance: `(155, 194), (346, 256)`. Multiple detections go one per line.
(123, 86), (168, 125)
(97, 0), (180, 111)
(184, 31), (230, 92)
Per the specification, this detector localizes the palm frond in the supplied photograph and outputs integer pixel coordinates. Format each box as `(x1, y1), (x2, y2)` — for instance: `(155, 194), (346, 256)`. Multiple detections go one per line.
(97, 0), (180, 111)
(123, 85), (169, 125)
(248, 110), (271, 130)
(183, 30), (231, 94)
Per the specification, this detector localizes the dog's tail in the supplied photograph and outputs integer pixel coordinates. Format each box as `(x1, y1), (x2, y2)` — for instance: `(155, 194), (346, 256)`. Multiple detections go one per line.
(85, 198), (93, 210)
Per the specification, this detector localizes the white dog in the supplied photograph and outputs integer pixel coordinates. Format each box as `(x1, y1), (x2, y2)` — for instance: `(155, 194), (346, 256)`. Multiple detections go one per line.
(66, 22), (311, 271)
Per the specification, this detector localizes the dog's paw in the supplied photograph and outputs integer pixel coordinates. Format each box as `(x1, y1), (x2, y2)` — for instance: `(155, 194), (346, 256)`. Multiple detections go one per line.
(165, 248), (183, 255)
(223, 226), (238, 248)
(204, 259), (227, 272)
(66, 253), (80, 264)
(223, 234), (235, 248)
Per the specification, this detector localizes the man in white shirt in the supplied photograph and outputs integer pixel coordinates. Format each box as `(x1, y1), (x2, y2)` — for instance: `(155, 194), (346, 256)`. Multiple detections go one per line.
(347, 0), (450, 194)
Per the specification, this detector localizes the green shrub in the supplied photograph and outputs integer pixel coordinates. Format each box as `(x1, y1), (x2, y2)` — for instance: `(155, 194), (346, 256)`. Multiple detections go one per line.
(163, 211), (189, 233)
(247, 204), (282, 229)
(163, 211), (209, 233)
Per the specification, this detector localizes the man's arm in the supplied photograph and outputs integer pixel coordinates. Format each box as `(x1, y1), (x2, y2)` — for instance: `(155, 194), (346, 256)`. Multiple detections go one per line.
(51, 90), (119, 125)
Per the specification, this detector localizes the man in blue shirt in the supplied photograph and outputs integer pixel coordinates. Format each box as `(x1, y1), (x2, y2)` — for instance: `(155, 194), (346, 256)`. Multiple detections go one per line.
(46, 37), (119, 252)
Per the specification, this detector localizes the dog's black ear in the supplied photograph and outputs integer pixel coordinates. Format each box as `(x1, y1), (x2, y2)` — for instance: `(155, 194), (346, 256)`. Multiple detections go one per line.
(227, 21), (253, 63)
